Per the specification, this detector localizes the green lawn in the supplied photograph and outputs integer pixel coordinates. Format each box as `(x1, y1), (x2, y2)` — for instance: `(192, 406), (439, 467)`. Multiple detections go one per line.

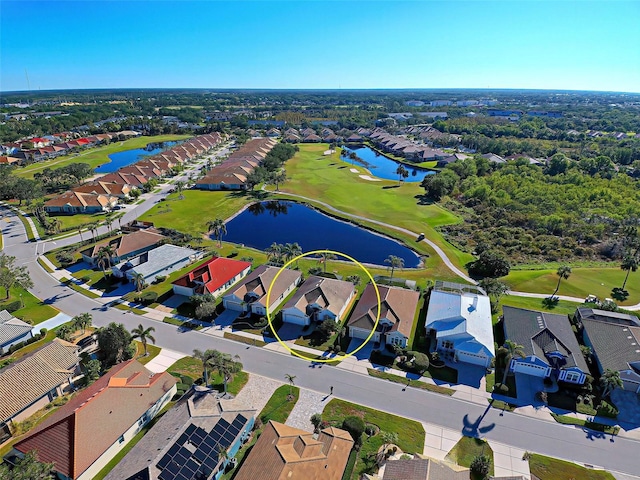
(445, 436), (494, 475)
(494, 295), (582, 322)
(223, 332), (267, 347)
(135, 342), (161, 365)
(367, 368), (455, 395)
(322, 398), (425, 480)
(550, 413), (619, 435)
(0, 285), (59, 325)
(138, 189), (252, 238)
(15, 134), (192, 178)
(528, 453), (615, 480)
(503, 267), (640, 306)
(166, 355), (249, 395)
(259, 384), (300, 424)
(275, 144), (474, 272)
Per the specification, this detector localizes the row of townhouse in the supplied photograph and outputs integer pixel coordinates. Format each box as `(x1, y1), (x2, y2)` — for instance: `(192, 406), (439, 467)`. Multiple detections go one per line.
(44, 133), (224, 215)
(279, 126), (366, 144)
(0, 131), (140, 165)
(195, 137), (277, 191)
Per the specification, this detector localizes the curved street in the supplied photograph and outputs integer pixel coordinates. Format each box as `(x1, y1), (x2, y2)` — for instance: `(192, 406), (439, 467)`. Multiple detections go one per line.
(2, 195), (640, 477)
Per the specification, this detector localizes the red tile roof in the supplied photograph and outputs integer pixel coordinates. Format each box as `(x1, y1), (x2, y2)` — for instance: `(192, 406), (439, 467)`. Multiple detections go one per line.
(172, 256), (251, 294)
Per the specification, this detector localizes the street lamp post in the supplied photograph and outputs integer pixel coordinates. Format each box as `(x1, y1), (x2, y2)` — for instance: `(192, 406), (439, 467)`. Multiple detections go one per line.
(19, 293), (23, 308)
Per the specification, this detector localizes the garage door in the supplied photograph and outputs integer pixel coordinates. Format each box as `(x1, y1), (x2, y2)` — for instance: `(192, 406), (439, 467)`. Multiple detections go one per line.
(282, 310), (308, 326)
(513, 362), (549, 378)
(456, 351), (489, 367)
(223, 298), (244, 312)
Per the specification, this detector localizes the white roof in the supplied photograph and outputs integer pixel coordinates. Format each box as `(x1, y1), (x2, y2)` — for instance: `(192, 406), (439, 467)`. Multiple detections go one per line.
(425, 290), (495, 357)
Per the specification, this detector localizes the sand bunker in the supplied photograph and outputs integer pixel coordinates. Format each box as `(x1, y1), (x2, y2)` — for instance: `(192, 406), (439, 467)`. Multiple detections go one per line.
(359, 175), (381, 181)
(350, 168), (359, 173)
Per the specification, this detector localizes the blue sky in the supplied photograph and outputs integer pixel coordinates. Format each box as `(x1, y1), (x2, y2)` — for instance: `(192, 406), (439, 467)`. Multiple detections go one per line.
(2, 1), (639, 92)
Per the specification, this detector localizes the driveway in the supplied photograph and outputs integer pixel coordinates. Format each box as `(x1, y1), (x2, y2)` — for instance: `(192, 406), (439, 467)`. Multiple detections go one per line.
(144, 348), (186, 373)
(513, 374), (546, 407)
(452, 362), (486, 389)
(213, 309), (239, 329)
(611, 389), (640, 426)
(277, 323), (306, 341)
(347, 337), (375, 361)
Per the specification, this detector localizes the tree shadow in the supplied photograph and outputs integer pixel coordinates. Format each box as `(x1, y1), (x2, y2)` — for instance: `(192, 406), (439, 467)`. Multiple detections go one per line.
(462, 402), (496, 437)
(382, 185), (400, 190)
(414, 194), (435, 205)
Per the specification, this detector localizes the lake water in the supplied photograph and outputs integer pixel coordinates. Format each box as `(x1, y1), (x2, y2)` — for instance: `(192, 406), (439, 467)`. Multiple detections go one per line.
(94, 141), (179, 173)
(223, 201), (421, 267)
(342, 145), (435, 182)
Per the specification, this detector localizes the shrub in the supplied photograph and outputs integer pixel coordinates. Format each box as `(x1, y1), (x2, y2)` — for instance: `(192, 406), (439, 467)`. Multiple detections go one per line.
(410, 351), (430, 373)
(80, 275), (91, 283)
(195, 302), (217, 320)
(470, 454), (491, 479)
(3, 301), (22, 313)
(56, 250), (75, 266)
(597, 400), (619, 418)
(495, 383), (509, 394)
(139, 291), (158, 305)
(364, 424), (378, 437)
(181, 376), (194, 386)
(342, 416), (365, 443)
(310, 413), (323, 431)
(153, 275), (167, 284)
(39, 328), (47, 336)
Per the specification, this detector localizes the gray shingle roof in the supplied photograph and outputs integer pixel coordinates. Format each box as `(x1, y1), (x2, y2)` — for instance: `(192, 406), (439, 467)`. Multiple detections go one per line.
(0, 310), (33, 347)
(502, 306), (588, 371)
(582, 318), (640, 373)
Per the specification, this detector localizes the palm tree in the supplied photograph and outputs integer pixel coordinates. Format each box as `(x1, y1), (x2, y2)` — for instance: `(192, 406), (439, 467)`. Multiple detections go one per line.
(379, 431), (399, 459)
(318, 251), (336, 273)
(47, 218), (62, 235)
(384, 255), (404, 284)
(105, 213), (114, 234)
(208, 351), (242, 394)
(72, 312), (92, 334)
(131, 324), (156, 356)
(193, 349), (216, 386)
(285, 373), (296, 396)
(175, 180), (185, 200)
(207, 218), (227, 247)
(600, 369), (623, 397)
(395, 165), (409, 185)
(88, 222), (98, 242)
(551, 265), (572, 298)
(478, 277), (509, 313)
(271, 170), (287, 191)
(132, 272), (146, 292)
(266, 242), (283, 264)
(77, 227), (84, 242)
(620, 254), (638, 290)
(96, 245), (115, 276)
(500, 340), (526, 385)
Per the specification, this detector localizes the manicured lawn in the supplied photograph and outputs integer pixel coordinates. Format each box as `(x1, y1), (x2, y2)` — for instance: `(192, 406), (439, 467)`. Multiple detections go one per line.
(322, 398), (425, 480)
(166, 355), (249, 395)
(445, 436), (494, 475)
(0, 285), (59, 325)
(15, 134), (192, 178)
(138, 189), (252, 238)
(259, 384), (299, 424)
(367, 368), (455, 395)
(503, 267), (640, 306)
(223, 332), (266, 347)
(135, 342), (161, 365)
(529, 453), (615, 480)
(276, 144), (474, 272)
(494, 295), (582, 322)
(550, 413), (619, 435)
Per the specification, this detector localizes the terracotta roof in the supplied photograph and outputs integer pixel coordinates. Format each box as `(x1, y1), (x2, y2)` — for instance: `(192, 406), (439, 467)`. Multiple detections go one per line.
(81, 229), (166, 260)
(383, 457), (469, 480)
(0, 339), (79, 422)
(172, 256), (251, 294)
(72, 181), (130, 197)
(44, 191), (117, 209)
(14, 360), (177, 480)
(348, 284), (420, 339)
(284, 276), (355, 317)
(234, 421), (353, 480)
(226, 265), (302, 307)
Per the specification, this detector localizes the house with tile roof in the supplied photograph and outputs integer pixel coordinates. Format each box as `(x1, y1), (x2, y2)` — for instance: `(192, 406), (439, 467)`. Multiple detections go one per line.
(348, 284), (420, 349)
(44, 190), (118, 214)
(0, 310), (34, 354)
(80, 229), (166, 266)
(281, 276), (355, 326)
(364, 456), (469, 480)
(172, 256), (252, 298)
(112, 244), (203, 284)
(223, 265), (302, 316)
(104, 387), (255, 480)
(0, 339), (79, 427)
(577, 308), (640, 393)
(7, 360), (177, 480)
(424, 282), (495, 367)
(502, 306), (588, 384)
(72, 180), (132, 199)
(234, 420), (353, 480)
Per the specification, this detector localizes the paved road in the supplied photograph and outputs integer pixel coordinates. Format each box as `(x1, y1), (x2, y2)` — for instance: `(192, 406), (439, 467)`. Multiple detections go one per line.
(2, 205), (640, 476)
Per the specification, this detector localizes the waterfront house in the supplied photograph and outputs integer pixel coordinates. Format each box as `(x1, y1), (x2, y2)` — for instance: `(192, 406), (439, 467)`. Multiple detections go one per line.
(112, 244), (202, 285)
(80, 229), (166, 266)
(281, 276), (355, 326)
(172, 256), (252, 298)
(44, 190), (118, 214)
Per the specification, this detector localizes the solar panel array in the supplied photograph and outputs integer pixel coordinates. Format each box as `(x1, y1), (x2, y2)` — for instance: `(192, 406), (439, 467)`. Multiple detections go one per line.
(157, 414), (248, 480)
